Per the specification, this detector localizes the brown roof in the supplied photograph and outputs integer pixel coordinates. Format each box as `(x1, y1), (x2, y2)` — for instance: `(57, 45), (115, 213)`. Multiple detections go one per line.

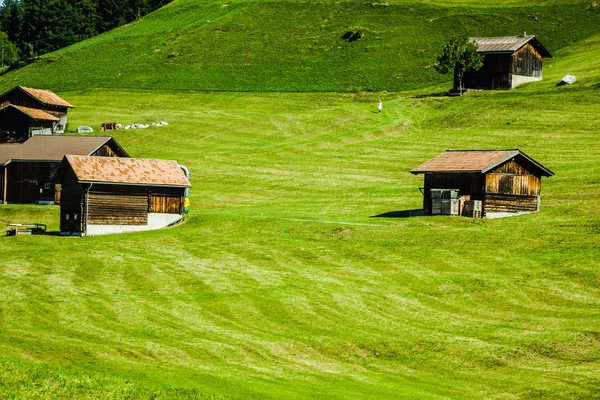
(470, 35), (552, 57)
(410, 150), (554, 176)
(19, 86), (74, 108)
(0, 136), (125, 165)
(1, 104), (61, 121)
(65, 155), (191, 187)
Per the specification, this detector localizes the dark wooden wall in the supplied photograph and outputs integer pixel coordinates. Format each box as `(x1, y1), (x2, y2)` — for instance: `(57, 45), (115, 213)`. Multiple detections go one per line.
(423, 173), (485, 214)
(511, 43), (543, 78)
(59, 167), (84, 233)
(4, 161), (60, 203)
(463, 54), (511, 90)
(0, 166), (6, 203)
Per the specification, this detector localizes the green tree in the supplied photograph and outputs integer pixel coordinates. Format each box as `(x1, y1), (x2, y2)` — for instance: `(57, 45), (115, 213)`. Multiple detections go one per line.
(434, 36), (483, 95)
(0, 0), (24, 43)
(0, 31), (20, 70)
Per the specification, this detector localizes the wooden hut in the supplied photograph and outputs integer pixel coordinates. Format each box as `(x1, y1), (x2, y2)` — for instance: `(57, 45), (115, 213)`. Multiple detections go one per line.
(410, 150), (554, 218)
(0, 86), (73, 141)
(54, 155), (191, 236)
(0, 104), (61, 142)
(461, 35), (552, 90)
(0, 136), (128, 204)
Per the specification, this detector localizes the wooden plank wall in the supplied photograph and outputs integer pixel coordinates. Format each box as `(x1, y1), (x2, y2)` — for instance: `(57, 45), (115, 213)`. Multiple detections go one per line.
(511, 43), (543, 78)
(88, 190), (148, 225)
(149, 193), (183, 214)
(486, 174), (540, 196)
(464, 54), (511, 89)
(93, 144), (120, 158)
(486, 160), (541, 196)
(485, 194), (538, 212)
(0, 91), (68, 114)
(423, 173), (486, 214)
(0, 166), (5, 203)
(59, 168), (84, 233)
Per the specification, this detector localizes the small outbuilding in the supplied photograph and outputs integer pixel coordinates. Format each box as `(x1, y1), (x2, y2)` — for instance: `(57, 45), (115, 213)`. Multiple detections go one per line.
(410, 150), (554, 218)
(54, 155), (191, 236)
(461, 35), (552, 90)
(0, 86), (74, 141)
(0, 135), (128, 204)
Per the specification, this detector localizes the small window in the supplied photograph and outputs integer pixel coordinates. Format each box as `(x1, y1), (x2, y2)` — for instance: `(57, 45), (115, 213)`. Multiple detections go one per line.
(73, 214), (78, 221)
(44, 183), (53, 190)
(65, 214), (70, 221)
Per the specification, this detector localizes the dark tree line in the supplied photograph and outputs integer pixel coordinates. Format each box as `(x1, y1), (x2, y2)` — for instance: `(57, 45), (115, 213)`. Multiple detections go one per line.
(0, 0), (171, 68)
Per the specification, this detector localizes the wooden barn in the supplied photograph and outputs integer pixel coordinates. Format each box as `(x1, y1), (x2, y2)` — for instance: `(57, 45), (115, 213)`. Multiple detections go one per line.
(410, 150), (554, 218)
(0, 136), (128, 204)
(54, 155), (191, 236)
(0, 86), (73, 142)
(0, 104), (61, 142)
(461, 35), (552, 90)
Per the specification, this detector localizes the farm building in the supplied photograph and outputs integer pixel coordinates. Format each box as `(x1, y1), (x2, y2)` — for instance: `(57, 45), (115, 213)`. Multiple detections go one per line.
(461, 35), (552, 90)
(0, 136), (128, 204)
(0, 86), (74, 142)
(410, 150), (554, 218)
(54, 155), (191, 236)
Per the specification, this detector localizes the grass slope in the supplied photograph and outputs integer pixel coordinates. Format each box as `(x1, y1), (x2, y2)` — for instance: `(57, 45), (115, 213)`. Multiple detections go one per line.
(1, 0), (600, 92)
(1, 35), (599, 399)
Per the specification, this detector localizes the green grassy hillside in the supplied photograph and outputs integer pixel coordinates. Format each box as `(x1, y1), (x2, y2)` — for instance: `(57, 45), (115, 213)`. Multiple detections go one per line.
(1, 0), (599, 92)
(1, 32), (599, 398)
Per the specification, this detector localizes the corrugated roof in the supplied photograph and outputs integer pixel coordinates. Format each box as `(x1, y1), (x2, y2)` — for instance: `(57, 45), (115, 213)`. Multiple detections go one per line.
(19, 86), (74, 108)
(410, 150), (554, 176)
(470, 35), (552, 57)
(65, 155), (191, 187)
(0, 136), (118, 165)
(1, 104), (61, 121)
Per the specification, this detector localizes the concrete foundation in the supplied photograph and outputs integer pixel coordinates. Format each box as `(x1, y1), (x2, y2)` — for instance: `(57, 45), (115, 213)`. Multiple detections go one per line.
(85, 213), (183, 236)
(511, 74), (542, 88)
(486, 211), (536, 219)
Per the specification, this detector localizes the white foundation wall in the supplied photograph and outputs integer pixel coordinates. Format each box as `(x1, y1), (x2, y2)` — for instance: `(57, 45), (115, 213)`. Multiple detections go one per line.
(511, 74), (542, 88)
(86, 213), (183, 236)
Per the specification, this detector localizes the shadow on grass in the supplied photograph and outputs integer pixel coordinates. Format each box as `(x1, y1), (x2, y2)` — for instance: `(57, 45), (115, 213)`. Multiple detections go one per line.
(411, 92), (449, 99)
(370, 209), (425, 218)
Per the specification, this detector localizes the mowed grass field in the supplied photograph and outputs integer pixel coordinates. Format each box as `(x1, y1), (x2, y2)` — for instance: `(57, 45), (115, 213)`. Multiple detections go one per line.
(1, 30), (600, 399)
(2, 0), (600, 93)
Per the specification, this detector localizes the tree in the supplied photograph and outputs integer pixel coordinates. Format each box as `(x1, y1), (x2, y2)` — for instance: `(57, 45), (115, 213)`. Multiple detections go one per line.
(434, 36), (483, 95)
(0, 31), (20, 70)
(0, 0), (24, 43)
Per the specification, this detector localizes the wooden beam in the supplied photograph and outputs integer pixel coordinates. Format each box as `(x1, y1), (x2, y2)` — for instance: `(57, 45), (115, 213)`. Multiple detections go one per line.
(2, 167), (7, 204)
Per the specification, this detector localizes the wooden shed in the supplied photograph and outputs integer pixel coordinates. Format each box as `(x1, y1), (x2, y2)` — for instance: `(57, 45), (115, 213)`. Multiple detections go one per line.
(54, 155), (191, 236)
(0, 136), (128, 204)
(0, 104), (61, 142)
(410, 150), (554, 218)
(461, 35), (552, 90)
(0, 86), (73, 141)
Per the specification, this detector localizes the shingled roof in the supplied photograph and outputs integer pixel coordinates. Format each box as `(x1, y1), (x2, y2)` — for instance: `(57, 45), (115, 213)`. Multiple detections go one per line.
(0, 136), (128, 165)
(410, 150), (554, 177)
(17, 86), (74, 108)
(63, 155), (191, 188)
(0, 104), (61, 122)
(470, 35), (552, 58)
